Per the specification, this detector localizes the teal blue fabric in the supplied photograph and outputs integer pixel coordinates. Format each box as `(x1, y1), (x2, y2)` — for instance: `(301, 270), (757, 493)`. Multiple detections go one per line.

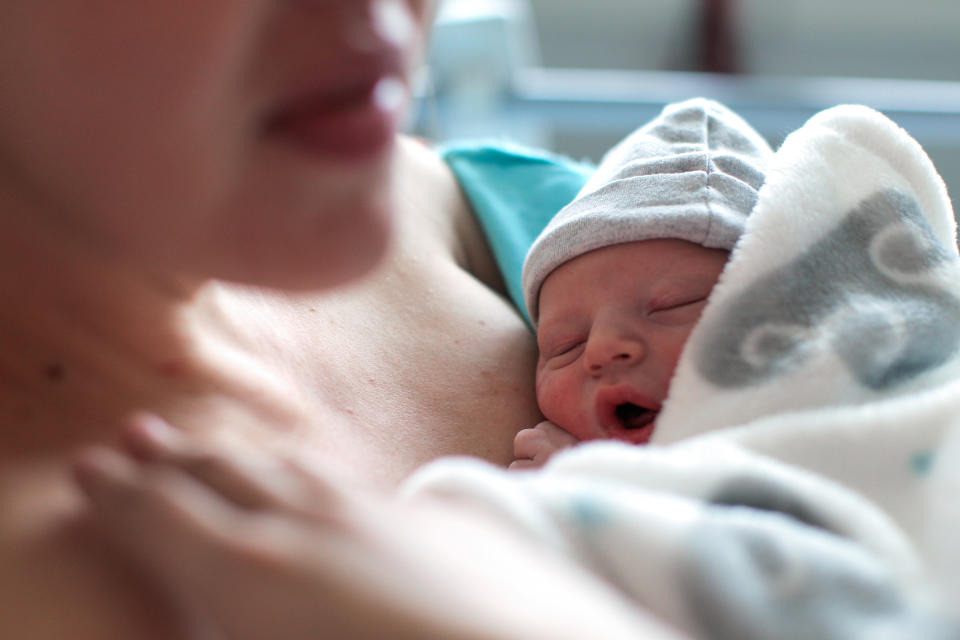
(440, 140), (594, 327)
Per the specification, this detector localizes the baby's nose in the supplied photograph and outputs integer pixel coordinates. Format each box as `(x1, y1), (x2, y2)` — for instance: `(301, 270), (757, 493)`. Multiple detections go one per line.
(584, 331), (646, 375)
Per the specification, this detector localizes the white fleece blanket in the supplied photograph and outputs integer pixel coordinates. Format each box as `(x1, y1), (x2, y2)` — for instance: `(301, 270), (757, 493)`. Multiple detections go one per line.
(402, 106), (960, 639)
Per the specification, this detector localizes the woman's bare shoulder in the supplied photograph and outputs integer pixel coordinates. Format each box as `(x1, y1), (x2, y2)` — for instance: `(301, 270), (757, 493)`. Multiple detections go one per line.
(394, 136), (508, 295)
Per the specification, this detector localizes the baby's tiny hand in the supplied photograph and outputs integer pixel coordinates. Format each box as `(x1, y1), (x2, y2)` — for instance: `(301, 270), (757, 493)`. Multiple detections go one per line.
(510, 421), (580, 470)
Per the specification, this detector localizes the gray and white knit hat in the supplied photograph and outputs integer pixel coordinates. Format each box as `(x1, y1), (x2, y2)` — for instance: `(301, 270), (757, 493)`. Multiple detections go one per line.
(522, 97), (773, 324)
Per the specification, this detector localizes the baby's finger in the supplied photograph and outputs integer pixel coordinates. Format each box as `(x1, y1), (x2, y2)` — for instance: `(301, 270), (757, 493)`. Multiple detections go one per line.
(512, 428), (546, 460)
(533, 421), (580, 448)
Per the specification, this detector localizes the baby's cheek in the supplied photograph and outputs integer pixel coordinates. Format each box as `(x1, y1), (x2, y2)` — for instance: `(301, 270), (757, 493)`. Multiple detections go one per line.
(535, 370), (588, 437)
(534, 370), (565, 419)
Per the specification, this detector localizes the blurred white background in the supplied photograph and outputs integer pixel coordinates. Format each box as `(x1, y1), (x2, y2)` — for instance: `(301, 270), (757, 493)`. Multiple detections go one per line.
(413, 0), (960, 207)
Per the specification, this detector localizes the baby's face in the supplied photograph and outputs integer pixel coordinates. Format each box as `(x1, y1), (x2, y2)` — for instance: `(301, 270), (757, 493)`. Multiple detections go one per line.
(535, 239), (728, 444)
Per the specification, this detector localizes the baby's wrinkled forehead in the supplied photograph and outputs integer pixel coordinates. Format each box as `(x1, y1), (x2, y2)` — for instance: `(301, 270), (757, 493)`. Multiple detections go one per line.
(535, 239), (731, 327)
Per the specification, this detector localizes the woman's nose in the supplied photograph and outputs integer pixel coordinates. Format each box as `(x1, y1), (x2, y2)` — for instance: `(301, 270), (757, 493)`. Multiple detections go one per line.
(583, 329), (646, 376)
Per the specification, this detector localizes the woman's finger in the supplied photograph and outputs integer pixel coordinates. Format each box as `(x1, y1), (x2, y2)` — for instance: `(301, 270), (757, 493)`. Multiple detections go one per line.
(117, 413), (310, 513)
(72, 445), (323, 640)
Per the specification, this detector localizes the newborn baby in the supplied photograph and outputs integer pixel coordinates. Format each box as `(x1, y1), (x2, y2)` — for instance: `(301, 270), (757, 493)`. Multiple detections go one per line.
(512, 97), (773, 468)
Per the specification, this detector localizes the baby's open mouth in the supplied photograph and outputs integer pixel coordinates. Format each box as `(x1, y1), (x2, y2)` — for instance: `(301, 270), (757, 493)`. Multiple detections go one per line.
(595, 387), (660, 444)
(614, 403), (658, 430)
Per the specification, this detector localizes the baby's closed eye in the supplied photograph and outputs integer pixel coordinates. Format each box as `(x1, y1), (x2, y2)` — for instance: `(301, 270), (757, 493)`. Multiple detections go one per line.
(648, 295), (710, 325)
(542, 339), (586, 367)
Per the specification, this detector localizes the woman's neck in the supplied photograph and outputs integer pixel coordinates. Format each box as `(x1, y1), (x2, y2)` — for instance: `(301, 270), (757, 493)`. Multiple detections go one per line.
(0, 197), (310, 458)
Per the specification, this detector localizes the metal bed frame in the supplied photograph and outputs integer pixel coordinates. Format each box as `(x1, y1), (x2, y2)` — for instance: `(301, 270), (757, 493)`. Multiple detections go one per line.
(412, 3), (960, 146)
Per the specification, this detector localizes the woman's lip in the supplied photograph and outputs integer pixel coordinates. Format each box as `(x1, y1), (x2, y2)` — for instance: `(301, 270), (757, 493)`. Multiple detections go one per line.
(266, 75), (407, 161)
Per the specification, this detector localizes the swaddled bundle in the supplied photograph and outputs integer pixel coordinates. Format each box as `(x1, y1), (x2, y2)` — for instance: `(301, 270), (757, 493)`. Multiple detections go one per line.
(405, 103), (960, 639)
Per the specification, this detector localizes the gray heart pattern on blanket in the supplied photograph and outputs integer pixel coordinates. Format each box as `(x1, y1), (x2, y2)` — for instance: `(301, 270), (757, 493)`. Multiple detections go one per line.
(682, 508), (960, 640)
(681, 476), (960, 640)
(696, 188), (960, 390)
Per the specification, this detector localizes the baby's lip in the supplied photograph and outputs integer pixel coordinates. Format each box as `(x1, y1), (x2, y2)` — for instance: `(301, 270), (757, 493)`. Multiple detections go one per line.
(594, 385), (660, 444)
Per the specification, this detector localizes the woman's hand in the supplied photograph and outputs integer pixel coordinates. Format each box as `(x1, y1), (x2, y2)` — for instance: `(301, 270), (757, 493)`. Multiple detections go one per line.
(510, 421), (581, 470)
(72, 414), (685, 640)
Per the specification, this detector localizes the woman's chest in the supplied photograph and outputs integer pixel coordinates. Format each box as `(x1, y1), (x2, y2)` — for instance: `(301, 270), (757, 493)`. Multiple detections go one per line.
(261, 263), (544, 487)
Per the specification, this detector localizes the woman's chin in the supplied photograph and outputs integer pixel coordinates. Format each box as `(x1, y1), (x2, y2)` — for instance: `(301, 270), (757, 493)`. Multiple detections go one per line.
(268, 214), (394, 291)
